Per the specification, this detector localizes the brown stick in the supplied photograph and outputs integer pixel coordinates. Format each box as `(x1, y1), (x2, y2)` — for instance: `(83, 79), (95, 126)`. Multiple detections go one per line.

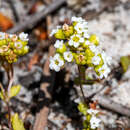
(77, 65), (87, 104)
(7, 0), (66, 33)
(6, 0), (20, 22)
(33, 45), (55, 130)
(95, 95), (130, 117)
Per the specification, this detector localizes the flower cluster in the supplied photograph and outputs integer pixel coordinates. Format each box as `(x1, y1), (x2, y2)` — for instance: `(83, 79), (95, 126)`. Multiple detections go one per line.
(78, 103), (101, 130)
(49, 16), (112, 78)
(87, 109), (101, 129)
(0, 32), (29, 63)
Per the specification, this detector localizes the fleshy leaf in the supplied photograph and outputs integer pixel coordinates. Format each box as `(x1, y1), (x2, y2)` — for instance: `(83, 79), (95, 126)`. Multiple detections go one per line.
(120, 56), (130, 72)
(0, 91), (4, 100)
(54, 29), (65, 39)
(11, 113), (25, 130)
(9, 85), (21, 98)
(78, 102), (88, 116)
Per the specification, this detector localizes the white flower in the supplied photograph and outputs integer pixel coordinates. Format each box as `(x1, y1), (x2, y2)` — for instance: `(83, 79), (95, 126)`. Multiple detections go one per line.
(49, 53), (64, 72)
(9, 34), (18, 41)
(68, 39), (74, 46)
(85, 40), (90, 45)
(68, 34), (84, 48)
(98, 64), (110, 78)
(63, 51), (73, 62)
(90, 116), (101, 129)
(74, 98), (81, 103)
(83, 31), (90, 38)
(71, 16), (85, 23)
(14, 42), (23, 49)
(19, 32), (28, 41)
(101, 51), (112, 65)
(0, 32), (5, 40)
(50, 26), (61, 37)
(92, 55), (101, 65)
(73, 42), (80, 48)
(79, 37), (85, 43)
(87, 109), (99, 115)
(89, 45), (101, 55)
(54, 40), (64, 49)
(74, 23), (84, 34)
(9, 34), (14, 38)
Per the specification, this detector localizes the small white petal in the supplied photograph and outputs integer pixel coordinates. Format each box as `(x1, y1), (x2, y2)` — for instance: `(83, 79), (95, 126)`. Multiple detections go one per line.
(14, 42), (23, 49)
(19, 32), (28, 41)
(54, 40), (63, 49)
(71, 16), (85, 23)
(79, 37), (84, 43)
(68, 39), (74, 46)
(49, 54), (64, 72)
(50, 26), (61, 37)
(0, 32), (5, 40)
(90, 116), (101, 129)
(63, 51), (73, 62)
(84, 33), (90, 38)
(73, 42), (80, 48)
(85, 40), (90, 45)
(92, 56), (101, 65)
(87, 109), (99, 115)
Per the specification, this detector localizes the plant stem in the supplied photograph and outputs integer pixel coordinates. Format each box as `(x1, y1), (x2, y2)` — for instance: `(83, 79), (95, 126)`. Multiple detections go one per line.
(78, 65), (87, 104)
(7, 64), (13, 130)
(7, 64), (14, 96)
(6, 101), (12, 130)
(2, 63), (13, 130)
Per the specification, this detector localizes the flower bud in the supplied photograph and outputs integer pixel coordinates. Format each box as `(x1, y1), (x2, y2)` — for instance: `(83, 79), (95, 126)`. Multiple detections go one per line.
(89, 34), (99, 46)
(63, 25), (74, 38)
(54, 29), (65, 39)
(56, 44), (66, 54)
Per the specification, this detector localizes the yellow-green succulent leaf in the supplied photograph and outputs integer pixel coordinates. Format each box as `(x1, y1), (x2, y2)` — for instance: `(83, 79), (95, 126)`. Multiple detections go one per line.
(78, 102), (88, 115)
(9, 85), (21, 98)
(11, 113), (25, 130)
(63, 26), (74, 37)
(89, 34), (99, 46)
(0, 91), (4, 100)
(56, 44), (67, 53)
(120, 56), (130, 72)
(54, 29), (65, 39)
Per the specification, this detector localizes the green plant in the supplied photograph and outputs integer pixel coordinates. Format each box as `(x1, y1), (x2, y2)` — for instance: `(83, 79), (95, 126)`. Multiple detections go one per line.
(49, 16), (112, 129)
(0, 32), (29, 130)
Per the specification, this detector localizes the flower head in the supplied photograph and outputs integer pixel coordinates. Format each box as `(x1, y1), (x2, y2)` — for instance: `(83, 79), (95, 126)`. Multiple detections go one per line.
(14, 42), (23, 49)
(92, 55), (101, 65)
(63, 51), (73, 62)
(69, 34), (84, 48)
(49, 16), (112, 78)
(54, 40), (63, 49)
(49, 53), (64, 72)
(90, 116), (101, 129)
(0, 32), (29, 63)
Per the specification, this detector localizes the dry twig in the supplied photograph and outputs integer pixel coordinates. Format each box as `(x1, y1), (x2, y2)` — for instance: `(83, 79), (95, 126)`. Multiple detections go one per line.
(8, 0), (66, 33)
(94, 95), (130, 117)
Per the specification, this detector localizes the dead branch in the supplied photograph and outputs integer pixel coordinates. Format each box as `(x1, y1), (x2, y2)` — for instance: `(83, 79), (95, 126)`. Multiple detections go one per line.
(7, 0), (66, 33)
(94, 95), (130, 117)
(6, 0), (20, 22)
